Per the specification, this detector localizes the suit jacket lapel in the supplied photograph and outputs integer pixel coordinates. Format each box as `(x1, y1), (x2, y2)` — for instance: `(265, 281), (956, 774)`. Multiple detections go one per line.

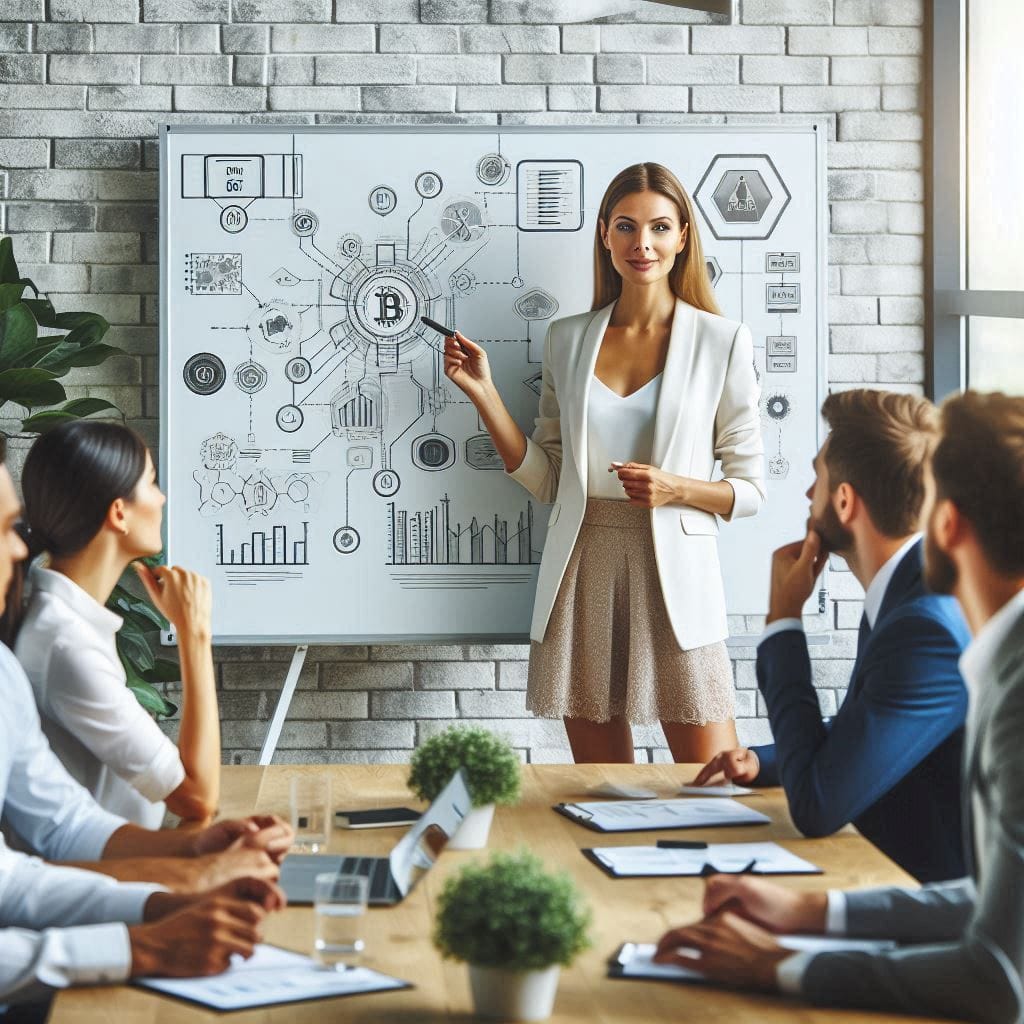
(569, 301), (615, 496)
(848, 542), (924, 698)
(651, 298), (698, 468)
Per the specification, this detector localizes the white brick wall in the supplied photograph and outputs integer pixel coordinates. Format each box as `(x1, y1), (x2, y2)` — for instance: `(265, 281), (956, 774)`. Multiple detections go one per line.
(0, 0), (925, 764)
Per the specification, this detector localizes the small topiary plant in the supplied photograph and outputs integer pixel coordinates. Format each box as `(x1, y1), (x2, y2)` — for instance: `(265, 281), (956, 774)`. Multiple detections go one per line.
(434, 850), (592, 971)
(408, 725), (521, 808)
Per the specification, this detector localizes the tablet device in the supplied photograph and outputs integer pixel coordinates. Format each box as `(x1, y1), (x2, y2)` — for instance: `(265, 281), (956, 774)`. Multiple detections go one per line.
(335, 807), (422, 829)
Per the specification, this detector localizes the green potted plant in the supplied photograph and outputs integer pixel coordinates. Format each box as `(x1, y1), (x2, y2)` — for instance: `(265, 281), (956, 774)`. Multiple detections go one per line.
(434, 850), (591, 1021)
(408, 726), (520, 848)
(0, 235), (177, 719)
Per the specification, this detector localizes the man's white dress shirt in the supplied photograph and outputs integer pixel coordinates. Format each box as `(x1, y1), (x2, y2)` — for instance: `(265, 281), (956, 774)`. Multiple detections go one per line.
(16, 567), (185, 829)
(0, 641), (160, 1003)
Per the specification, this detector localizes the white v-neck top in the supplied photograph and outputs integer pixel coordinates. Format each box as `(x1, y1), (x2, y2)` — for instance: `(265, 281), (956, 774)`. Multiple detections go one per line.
(586, 372), (663, 500)
(14, 567), (184, 829)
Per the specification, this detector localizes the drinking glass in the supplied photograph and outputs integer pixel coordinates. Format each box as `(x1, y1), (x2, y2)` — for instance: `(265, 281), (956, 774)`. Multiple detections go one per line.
(314, 872), (368, 968)
(290, 774), (330, 853)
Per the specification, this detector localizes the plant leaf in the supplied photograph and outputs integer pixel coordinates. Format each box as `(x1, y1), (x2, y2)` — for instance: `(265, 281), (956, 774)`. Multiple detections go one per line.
(0, 366), (65, 409)
(127, 682), (178, 719)
(22, 296), (56, 326)
(117, 618), (156, 672)
(142, 658), (182, 685)
(37, 341), (122, 375)
(0, 303), (42, 372)
(20, 397), (121, 433)
(0, 237), (19, 284)
(0, 283), (28, 313)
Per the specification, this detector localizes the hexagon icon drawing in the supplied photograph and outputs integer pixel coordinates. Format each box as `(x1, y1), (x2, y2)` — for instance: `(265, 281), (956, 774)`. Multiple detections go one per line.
(694, 155), (791, 241)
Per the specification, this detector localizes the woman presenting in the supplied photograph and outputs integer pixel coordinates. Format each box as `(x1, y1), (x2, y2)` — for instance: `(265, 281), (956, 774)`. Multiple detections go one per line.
(445, 162), (764, 764)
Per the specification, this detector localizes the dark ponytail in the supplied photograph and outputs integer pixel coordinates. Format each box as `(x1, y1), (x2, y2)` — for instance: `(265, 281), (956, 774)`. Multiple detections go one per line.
(0, 421), (148, 645)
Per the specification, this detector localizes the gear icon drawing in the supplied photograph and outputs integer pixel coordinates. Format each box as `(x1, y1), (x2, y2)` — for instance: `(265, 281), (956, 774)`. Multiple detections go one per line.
(763, 391), (792, 422)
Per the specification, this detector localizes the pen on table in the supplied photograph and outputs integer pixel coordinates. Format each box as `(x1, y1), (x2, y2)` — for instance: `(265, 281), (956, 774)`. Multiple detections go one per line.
(656, 840), (708, 850)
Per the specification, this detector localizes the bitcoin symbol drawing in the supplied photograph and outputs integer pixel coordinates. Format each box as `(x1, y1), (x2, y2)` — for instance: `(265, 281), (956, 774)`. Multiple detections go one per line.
(374, 286), (405, 328)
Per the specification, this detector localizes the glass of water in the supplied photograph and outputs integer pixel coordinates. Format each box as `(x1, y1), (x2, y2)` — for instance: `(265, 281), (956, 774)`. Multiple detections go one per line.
(314, 872), (368, 968)
(290, 774), (330, 853)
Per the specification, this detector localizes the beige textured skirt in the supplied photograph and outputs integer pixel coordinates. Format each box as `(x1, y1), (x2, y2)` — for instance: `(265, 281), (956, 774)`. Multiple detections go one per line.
(527, 498), (735, 725)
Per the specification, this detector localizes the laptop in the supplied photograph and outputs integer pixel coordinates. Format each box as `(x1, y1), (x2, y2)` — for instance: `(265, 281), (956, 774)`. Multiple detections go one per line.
(279, 768), (471, 906)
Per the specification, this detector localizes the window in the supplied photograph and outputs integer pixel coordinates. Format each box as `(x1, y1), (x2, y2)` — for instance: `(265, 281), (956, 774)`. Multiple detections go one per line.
(930, 0), (1024, 397)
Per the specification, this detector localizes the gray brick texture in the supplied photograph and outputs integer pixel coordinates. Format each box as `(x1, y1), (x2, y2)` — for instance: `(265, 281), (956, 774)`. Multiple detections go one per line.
(0, 0), (924, 764)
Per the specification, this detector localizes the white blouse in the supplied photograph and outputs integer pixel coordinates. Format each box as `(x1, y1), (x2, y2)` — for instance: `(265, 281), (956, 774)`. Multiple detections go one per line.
(586, 372), (663, 500)
(14, 567), (184, 829)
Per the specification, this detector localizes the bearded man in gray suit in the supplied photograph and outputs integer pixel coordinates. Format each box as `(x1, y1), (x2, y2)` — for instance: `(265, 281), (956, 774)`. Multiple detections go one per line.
(653, 389), (1024, 1024)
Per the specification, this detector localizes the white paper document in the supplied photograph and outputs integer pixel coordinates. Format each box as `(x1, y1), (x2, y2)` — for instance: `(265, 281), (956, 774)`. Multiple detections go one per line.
(589, 842), (821, 877)
(136, 944), (409, 1010)
(557, 797), (771, 832)
(586, 782), (659, 800)
(678, 783), (754, 797)
(614, 935), (898, 983)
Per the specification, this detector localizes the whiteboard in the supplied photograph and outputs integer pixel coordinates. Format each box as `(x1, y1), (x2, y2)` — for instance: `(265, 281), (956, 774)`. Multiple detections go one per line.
(160, 125), (827, 644)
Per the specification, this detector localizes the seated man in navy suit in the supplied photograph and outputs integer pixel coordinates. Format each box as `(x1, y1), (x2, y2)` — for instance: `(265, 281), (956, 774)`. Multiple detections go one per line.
(694, 388), (969, 882)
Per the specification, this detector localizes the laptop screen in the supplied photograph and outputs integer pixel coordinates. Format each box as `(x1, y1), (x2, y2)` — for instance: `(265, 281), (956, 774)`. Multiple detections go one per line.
(388, 768), (471, 897)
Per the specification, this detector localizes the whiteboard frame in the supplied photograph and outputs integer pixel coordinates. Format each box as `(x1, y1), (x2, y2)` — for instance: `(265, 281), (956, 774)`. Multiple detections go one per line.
(159, 123), (828, 646)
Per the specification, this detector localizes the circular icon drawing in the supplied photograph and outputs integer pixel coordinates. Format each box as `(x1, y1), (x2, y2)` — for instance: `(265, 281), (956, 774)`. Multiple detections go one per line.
(768, 454), (790, 479)
(368, 185), (397, 217)
(450, 269), (477, 295)
(412, 433), (455, 472)
(211, 481), (235, 505)
(476, 153), (510, 187)
(339, 234), (361, 258)
(415, 171), (443, 199)
(764, 392), (792, 421)
(287, 478), (310, 503)
(441, 200), (485, 244)
(372, 469), (401, 498)
(353, 272), (418, 340)
(276, 404), (303, 433)
(233, 360), (267, 395)
(285, 356), (312, 384)
(291, 209), (318, 237)
(247, 302), (300, 355)
(183, 353), (226, 396)
(511, 276), (524, 289)
(220, 205), (247, 233)
(333, 526), (360, 554)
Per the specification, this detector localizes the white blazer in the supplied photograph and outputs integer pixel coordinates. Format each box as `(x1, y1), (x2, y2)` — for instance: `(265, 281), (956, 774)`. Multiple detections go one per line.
(508, 297), (765, 651)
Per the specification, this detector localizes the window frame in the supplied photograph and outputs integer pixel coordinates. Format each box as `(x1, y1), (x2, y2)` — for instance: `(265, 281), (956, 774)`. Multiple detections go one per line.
(929, 0), (1024, 399)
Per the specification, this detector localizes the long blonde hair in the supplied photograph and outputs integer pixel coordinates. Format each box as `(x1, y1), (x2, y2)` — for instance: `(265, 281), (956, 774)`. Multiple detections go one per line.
(592, 162), (720, 315)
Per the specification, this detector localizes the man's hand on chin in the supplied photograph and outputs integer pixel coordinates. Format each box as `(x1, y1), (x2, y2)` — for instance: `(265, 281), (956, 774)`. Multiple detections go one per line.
(766, 530), (827, 624)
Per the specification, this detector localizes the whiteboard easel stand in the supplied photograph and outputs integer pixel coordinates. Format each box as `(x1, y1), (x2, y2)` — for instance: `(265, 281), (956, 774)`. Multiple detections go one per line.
(258, 645), (308, 766)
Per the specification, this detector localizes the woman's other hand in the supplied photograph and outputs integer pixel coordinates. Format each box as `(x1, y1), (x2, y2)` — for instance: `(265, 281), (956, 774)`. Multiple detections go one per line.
(611, 462), (683, 508)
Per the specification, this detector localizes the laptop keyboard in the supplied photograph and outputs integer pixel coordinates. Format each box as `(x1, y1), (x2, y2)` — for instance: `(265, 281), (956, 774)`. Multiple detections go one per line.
(339, 855), (399, 902)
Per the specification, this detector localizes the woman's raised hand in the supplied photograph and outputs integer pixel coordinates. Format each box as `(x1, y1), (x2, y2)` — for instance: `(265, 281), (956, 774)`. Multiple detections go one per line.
(443, 332), (493, 404)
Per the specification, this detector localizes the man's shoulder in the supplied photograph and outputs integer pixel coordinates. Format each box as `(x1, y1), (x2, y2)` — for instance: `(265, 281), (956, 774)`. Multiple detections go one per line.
(878, 587), (971, 651)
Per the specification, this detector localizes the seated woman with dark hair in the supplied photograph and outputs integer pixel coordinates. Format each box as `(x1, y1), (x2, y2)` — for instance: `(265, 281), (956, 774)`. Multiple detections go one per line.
(10, 421), (220, 827)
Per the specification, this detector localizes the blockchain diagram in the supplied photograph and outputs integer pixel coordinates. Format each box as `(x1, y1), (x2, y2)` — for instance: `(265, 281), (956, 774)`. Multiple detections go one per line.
(170, 134), (811, 611)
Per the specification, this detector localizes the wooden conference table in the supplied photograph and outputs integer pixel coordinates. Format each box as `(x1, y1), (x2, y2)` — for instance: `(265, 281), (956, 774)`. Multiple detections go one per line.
(52, 764), (948, 1023)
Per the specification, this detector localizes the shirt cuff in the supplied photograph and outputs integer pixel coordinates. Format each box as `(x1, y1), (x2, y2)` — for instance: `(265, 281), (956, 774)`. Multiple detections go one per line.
(759, 618), (804, 646)
(505, 437), (547, 491)
(130, 739), (186, 805)
(825, 890), (848, 935)
(775, 950), (815, 995)
(43, 923), (134, 989)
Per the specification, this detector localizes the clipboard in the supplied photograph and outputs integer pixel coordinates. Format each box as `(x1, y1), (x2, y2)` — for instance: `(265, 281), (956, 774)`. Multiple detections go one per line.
(135, 945), (411, 1011)
(554, 797), (771, 834)
(581, 842), (823, 878)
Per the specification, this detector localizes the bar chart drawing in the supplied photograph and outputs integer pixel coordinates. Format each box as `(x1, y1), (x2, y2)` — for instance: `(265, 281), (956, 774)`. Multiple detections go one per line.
(386, 496), (540, 566)
(216, 521), (309, 567)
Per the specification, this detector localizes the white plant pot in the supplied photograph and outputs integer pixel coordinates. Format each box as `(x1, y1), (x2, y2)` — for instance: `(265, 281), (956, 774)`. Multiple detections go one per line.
(468, 964), (561, 1021)
(448, 802), (495, 850)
